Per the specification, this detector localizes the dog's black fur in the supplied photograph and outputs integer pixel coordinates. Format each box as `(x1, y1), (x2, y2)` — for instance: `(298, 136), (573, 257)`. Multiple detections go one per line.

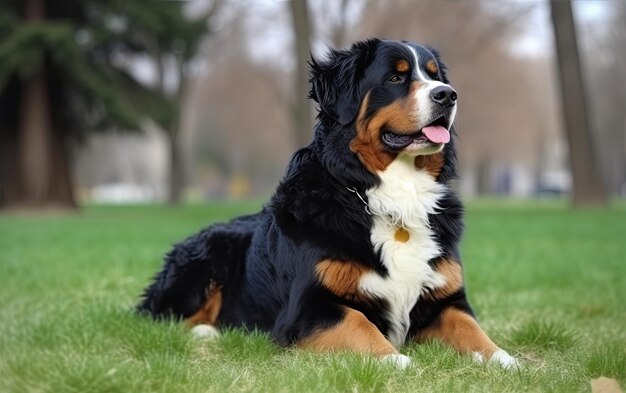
(137, 38), (476, 351)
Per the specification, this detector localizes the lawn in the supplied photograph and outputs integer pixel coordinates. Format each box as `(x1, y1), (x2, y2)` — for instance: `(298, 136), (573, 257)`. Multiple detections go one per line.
(0, 201), (625, 393)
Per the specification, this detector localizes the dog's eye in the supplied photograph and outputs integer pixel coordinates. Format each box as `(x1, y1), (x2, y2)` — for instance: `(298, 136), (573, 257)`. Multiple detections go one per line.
(387, 75), (404, 83)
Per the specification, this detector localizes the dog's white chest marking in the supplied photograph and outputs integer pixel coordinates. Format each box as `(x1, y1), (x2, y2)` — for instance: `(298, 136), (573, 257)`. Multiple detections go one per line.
(360, 155), (447, 348)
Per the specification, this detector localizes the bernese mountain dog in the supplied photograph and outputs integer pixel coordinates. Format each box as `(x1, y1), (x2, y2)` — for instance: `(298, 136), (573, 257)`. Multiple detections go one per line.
(137, 38), (518, 369)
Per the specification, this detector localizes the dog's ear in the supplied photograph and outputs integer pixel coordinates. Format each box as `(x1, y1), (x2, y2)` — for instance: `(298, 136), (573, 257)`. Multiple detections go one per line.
(309, 39), (380, 126)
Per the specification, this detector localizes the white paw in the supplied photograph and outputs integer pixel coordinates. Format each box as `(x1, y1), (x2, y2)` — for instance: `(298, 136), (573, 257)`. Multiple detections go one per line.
(190, 324), (220, 340)
(381, 354), (412, 370)
(473, 350), (520, 369)
(490, 350), (520, 369)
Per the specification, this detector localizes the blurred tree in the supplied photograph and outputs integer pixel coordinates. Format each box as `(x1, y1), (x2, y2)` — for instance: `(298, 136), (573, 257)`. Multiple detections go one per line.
(550, 0), (608, 207)
(145, 1), (219, 204)
(289, 0), (314, 147)
(0, 0), (207, 210)
(580, 2), (626, 197)
(315, 0), (353, 49)
(194, 52), (292, 195)
(191, 4), (293, 196)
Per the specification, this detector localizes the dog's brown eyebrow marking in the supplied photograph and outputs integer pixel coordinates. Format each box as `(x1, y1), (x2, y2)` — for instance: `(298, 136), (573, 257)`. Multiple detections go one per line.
(395, 60), (410, 73)
(426, 59), (438, 75)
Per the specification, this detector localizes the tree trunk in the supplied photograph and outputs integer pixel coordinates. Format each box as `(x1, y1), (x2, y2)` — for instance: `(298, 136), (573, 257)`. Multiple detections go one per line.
(154, 47), (186, 205)
(289, 0), (314, 148)
(18, 69), (52, 205)
(476, 158), (492, 195)
(549, 0), (608, 207)
(0, 0), (76, 210)
(167, 131), (184, 205)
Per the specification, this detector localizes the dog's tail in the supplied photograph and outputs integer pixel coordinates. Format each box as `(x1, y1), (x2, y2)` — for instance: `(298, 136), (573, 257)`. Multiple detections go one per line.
(136, 213), (261, 321)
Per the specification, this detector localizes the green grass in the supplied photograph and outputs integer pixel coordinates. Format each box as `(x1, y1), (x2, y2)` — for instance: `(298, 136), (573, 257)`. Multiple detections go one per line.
(0, 200), (625, 392)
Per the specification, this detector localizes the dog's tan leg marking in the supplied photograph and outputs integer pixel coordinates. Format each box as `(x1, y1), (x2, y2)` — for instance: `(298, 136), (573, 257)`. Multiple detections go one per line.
(185, 282), (222, 326)
(417, 308), (520, 368)
(417, 307), (499, 359)
(299, 307), (397, 357)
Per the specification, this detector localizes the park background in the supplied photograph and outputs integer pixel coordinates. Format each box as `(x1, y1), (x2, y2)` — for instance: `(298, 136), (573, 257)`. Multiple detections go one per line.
(0, 1), (625, 392)
(1, 0), (625, 207)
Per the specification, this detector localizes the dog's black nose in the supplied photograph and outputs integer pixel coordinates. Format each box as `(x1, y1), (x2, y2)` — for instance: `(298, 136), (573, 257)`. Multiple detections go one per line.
(430, 86), (457, 107)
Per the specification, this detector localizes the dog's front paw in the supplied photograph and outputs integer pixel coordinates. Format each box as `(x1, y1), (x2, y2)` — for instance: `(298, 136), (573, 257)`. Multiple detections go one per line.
(381, 354), (412, 370)
(473, 350), (519, 369)
(490, 350), (520, 369)
(190, 324), (220, 340)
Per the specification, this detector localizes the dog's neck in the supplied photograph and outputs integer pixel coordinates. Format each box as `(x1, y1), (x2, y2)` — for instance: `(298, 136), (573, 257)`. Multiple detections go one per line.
(365, 155), (446, 229)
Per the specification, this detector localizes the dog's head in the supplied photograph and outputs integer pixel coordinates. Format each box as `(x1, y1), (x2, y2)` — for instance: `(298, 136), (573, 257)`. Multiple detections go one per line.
(310, 38), (457, 180)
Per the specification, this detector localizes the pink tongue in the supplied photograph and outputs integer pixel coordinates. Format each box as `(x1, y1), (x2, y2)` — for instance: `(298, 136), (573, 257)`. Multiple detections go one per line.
(422, 125), (450, 144)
